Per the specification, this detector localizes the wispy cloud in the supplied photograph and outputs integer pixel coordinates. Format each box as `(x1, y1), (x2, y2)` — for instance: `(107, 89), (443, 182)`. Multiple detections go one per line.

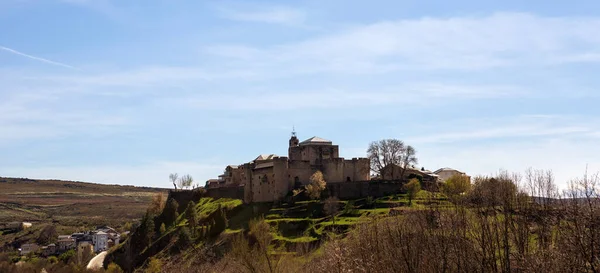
(0, 46), (77, 69)
(205, 12), (600, 73)
(171, 83), (525, 111)
(217, 5), (306, 26)
(406, 115), (599, 144)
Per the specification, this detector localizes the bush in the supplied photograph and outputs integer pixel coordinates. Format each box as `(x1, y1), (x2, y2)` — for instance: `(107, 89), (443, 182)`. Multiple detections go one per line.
(177, 227), (192, 251)
(404, 178), (421, 206)
(47, 256), (58, 264)
(59, 249), (75, 264)
(107, 262), (124, 273)
(209, 205), (228, 237)
(145, 258), (162, 273)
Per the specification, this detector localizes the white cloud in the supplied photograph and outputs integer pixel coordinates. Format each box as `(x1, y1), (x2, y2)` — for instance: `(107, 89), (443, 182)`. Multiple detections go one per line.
(217, 5), (306, 25)
(0, 90), (129, 145)
(400, 115), (600, 189)
(205, 12), (600, 73)
(174, 83), (525, 111)
(406, 115), (599, 144)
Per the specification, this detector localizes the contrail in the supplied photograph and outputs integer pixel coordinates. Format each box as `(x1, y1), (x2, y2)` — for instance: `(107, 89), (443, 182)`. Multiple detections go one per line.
(0, 45), (77, 69)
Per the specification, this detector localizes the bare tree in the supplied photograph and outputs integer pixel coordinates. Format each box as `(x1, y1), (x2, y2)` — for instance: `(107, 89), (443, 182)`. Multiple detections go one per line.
(399, 145), (418, 179)
(169, 173), (179, 190)
(367, 139), (418, 178)
(178, 174), (193, 190)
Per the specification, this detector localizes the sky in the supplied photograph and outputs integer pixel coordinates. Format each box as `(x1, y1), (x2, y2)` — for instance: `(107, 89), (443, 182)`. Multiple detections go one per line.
(1, 0), (600, 189)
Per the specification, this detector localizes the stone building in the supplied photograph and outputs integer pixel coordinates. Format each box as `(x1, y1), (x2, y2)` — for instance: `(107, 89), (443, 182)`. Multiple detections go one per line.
(19, 243), (39, 255)
(207, 132), (370, 203)
(381, 164), (439, 183)
(433, 168), (469, 182)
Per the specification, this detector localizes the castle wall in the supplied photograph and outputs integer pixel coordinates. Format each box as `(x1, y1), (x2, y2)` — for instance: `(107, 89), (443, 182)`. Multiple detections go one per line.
(290, 145), (340, 165)
(289, 160), (313, 186)
(348, 158), (370, 181)
(240, 163), (254, 203)
(327, 180), (407, 200)
(250, 166), (275, 203)
(322, 158), (344, 183)
(273, 157), (291, 200)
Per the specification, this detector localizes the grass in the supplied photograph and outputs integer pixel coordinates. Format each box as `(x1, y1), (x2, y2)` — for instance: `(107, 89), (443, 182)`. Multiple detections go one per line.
(195, 198), (243, 218)
(357, 208), (390, 216)
(273, 234), (318, 243)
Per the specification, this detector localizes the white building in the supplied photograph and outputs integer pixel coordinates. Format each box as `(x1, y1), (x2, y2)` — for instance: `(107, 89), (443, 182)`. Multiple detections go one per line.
(433, 168), (469, 182)
(91, 231), (108, 252)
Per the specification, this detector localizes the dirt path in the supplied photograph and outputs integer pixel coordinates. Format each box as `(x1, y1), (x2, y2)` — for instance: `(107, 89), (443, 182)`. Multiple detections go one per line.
(87, 251), (107, 270)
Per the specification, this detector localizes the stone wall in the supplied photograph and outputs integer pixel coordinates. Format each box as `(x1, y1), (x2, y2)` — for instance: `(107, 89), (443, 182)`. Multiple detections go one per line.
(322, 158), (345, 183)
(326, 180), (407, 200)
(343, 158), (370, 182)
(207, 186), (244, 200)
(172, 180), (407, 205)
(288, 160), (313, 186)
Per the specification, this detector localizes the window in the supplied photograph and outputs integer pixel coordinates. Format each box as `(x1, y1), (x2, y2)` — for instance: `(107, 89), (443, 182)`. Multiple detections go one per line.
(347, 177), (351, 182)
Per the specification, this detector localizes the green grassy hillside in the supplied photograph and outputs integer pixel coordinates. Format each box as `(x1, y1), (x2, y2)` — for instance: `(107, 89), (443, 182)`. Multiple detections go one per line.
(109, 191), (452, 272)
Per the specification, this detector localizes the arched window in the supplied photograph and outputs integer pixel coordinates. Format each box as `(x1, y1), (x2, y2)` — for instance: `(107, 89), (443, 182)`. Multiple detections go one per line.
(346, 176), (351, 182)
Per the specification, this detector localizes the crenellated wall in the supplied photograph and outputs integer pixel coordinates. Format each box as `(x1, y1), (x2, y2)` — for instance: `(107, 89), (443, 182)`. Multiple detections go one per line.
(322, 158), (344, 183)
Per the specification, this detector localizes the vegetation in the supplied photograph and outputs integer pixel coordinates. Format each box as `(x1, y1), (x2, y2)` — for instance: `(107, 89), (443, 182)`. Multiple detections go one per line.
(404, 178), (421, 206)
(7, 169), (600, 273)
(176, 174), (194, 190)
(367, 138), (418, 177)
(323, 196), (340, 226)
(305, 171), (326, 200)
(441, 174), (471, 203)
(169, 173), (179, 190)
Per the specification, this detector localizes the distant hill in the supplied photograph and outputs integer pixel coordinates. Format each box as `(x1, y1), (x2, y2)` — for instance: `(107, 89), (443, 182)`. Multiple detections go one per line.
(0, 177), (167, 237)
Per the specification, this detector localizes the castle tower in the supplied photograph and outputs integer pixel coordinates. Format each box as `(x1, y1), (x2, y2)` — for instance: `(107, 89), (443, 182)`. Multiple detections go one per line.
(289, 127), (299, 147)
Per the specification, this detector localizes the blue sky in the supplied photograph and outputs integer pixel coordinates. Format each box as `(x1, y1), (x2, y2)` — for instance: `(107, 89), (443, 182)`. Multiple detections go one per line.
(1, 0), (600, 188)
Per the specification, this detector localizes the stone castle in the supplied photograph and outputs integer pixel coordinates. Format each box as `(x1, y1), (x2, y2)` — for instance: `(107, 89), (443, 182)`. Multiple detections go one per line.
(206, 132), (370, 203)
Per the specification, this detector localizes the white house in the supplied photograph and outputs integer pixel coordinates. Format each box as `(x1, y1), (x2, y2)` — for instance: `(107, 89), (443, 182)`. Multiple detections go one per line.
(433, 168), (469, 182)
(91, 231), (108, 252)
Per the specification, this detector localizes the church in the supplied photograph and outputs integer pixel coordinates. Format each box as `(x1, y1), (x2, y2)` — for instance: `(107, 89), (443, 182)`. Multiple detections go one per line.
(206, 132), (370, 203)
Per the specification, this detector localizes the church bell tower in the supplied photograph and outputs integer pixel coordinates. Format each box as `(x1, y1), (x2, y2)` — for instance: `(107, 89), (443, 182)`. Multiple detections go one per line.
(289, 127), (299, 147)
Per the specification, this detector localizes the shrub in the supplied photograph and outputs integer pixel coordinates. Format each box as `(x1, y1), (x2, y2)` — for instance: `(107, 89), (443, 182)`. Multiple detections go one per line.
(186, 201), (198, 237)
(404, 178), (421, 206)
(305, 171), (327, 200)
(176, 227), (192, 251)
(145, 258), (162, 273)
(47, 256), (58, 264)
(209, 205), (228, 237)
(107, 262), (124, 273)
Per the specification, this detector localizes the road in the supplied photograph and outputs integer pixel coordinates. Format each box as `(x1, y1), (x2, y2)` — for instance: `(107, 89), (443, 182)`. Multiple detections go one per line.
(87, 251), (107, 270)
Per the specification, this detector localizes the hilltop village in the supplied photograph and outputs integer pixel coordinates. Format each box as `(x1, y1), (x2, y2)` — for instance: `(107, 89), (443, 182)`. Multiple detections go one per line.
(205, 132), (468, 203)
